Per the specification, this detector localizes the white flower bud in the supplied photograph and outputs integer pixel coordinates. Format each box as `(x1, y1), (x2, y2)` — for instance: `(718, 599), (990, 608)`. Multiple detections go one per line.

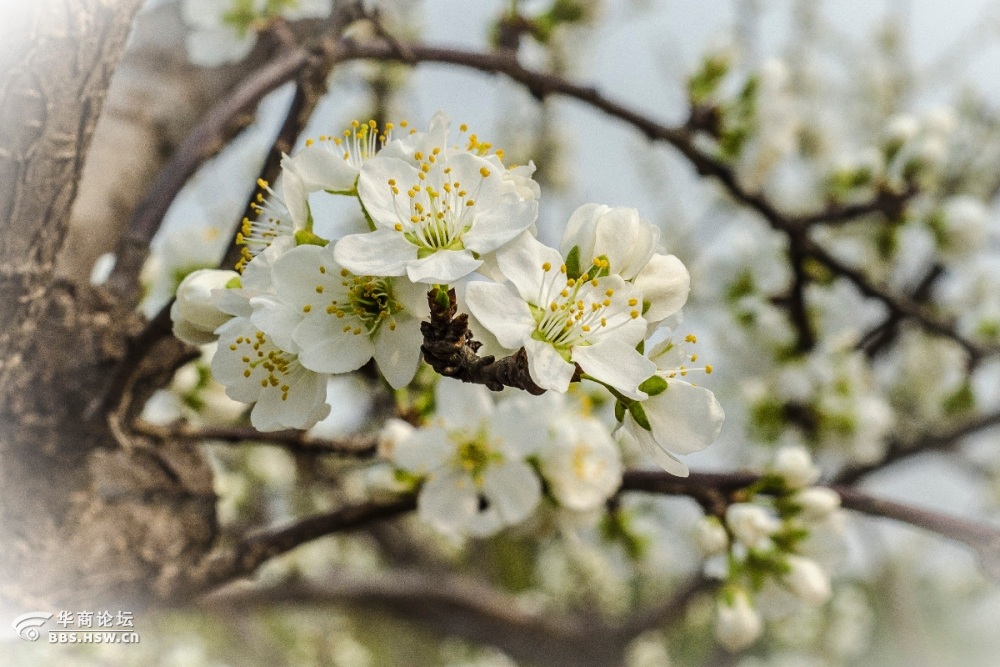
(773, 445), (820, 488)
(560, 203), (659, 280)
(694, 516), (729, 556)
(716, 589), (764, 651)
(794, 487), (841, 522)
(784, 555), (832, 606)
(941, 195), (989, 257)
(171, 269), (239, 345)
(883, 114), (919, 147)
(377, 418), (414, 460)
(726, 503), (780, 549)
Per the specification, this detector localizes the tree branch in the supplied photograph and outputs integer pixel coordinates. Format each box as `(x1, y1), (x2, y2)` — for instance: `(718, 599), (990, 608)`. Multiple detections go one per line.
(420, 288), (545, 394)
(173, 494), (417, 599)
(833, 409), (1000, 485)
(135, 421), (378, 458)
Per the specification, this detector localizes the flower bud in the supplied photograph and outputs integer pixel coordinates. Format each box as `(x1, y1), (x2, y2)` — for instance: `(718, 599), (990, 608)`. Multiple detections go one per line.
(726, 503), (780, 549)
(773, 445), (820, 488)
(560, 204), (659, 280)
(694, 516), (729, 556)
(794, 487), (841, 522)
(784, 555), (832, 606)
(716, 589), (763, 651)
(171, 269), (239, 344)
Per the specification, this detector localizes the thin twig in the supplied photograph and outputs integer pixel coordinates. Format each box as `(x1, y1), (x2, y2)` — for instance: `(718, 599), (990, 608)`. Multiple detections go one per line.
(833, 409), (1000, 485)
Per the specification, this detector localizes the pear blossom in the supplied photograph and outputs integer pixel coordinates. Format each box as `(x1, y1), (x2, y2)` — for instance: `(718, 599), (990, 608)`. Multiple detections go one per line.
(793, 487), (841, 522)
(334, 113), (538, 283)
(283, 119), (395, 194)
(540, 414), (623, 511)
(614, 336), (725, 476)
(170, 268), (240, 345)
(466, 234), (655, 397)
(235, 171), (309, 271)
(560, 204), (691, 329)
(211, 316), (329, 431)
(726, 503), (781, 550)
(773, 445), (821, 489)
(715, 589), (764, 651)
(248, 243), (425, 388)
(391, 380), (545, 537)
(783, 554), (832, 606)
(694, 516), (730, 556)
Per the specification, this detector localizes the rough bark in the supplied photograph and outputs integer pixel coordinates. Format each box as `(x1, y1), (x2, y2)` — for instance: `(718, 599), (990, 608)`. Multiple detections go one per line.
(0, 1), (216, 611)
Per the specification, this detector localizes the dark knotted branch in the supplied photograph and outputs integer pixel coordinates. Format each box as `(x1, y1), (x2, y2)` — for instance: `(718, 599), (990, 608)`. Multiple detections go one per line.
(135, 421), (378, 457)
(172, 494), (417, 600)
(833, 408), (1000, 485)
(785, 231), (816, 352)
(420, 288), (546, 394)
(104, 46), (313, 305)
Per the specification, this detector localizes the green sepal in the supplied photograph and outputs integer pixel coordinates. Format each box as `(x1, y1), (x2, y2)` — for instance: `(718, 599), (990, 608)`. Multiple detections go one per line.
(294, 229), (329, 247)
(225, 276), (242, 289)
(628, 400), (652, 431)
(636, 339), (645, 355)
(434, 287), (452, 310)
(614, 399), (626, 423)
(565, 245), (581, 280)
(638, 375), (668, 396)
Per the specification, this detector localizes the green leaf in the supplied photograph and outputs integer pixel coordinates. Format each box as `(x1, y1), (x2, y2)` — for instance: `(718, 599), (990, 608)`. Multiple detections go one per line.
(638, 375), (668, 396)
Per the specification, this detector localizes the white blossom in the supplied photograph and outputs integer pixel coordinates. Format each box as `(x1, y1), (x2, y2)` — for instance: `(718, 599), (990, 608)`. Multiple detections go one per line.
(783, 555), (832, 606)
(466, 234), (654, 397)
(773, 445), (821, 489)
(794, 487), (841, 522)
(726, 503), (780, 550)
(391, 380), (544, 537)
(540, 414), (623, 511)
(694, 516), (730, 556)
(334, 112), (538, 284)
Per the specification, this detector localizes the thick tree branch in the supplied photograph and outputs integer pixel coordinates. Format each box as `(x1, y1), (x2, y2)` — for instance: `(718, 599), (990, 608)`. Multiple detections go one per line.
(135, 421), (378, 457)
(200, 569), (704, 667)
(105, 47), (313, 304)
(174, 494), (417, 599)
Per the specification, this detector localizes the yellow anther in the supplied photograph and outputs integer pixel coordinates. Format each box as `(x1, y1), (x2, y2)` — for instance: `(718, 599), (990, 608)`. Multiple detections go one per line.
(685, 334), (698, 343)
(542, 262), (552, 271)
(628, 298), (638, 307)
(630, 310), (639, 319)
(705, 365), (713, 374)
(305, 138), (314, 147)
(479, 167), (491, 178)
(395, 223), (403, 231)
(303, 304), (312, 313)
(459, 123), (468, 132)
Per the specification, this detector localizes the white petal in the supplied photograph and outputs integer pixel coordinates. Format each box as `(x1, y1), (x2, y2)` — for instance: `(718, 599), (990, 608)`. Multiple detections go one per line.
(524, 338), (576, 392)
(490, 395), (550, 457)
(593, 207), (658, 279)
(249, 295), (303, 353)
(464, 282), (535, 350)
(644, 380), (725, 455)
(619, 418), (690, 477)
(462, 197), (538, 255)
(495, 233), (557, 302)
(405, 249), (482, 284)
(634, 253), (691, 324)
(419, 470), (479, 535)
(284, 144), (358, 193)
(294, 317), (375, 374)
(333, 229), (414, 277)
(481, 459), (542, 526)
(572, 340), (655, 399)
(357, 156), (421, 229)
(393, 427), (453, 473)
(251, 367), (329, 431)
(279, 169), (310, 230)
(560, 203), (606, 259)
(373, 316), (423, 389)
(435, 377), (493, 432)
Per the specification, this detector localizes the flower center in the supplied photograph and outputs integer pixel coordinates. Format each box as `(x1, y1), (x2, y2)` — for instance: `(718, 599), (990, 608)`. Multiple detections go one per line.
(322, 269), (403, 336)
(229, 330), (300, 401)
(454, 433), (502, 484)
(236, 178), (295, 271)
(530, 262), (640, 352)
(307, 119), (394, 175)
(385, 150), (494, 254)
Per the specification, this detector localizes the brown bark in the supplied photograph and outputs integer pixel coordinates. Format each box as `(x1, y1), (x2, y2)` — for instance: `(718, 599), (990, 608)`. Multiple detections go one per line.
(0, 1), (216, 610)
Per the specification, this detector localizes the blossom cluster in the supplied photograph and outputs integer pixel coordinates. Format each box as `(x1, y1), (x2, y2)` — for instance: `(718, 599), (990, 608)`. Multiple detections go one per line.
(170, 112), (725, 534)
(694, 446), (846, 651)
